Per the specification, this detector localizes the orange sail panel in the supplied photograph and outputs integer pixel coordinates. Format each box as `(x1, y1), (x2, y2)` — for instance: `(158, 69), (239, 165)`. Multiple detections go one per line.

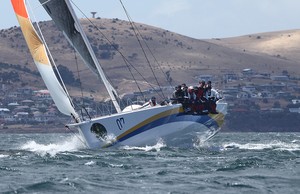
(11, 0), (28, 18)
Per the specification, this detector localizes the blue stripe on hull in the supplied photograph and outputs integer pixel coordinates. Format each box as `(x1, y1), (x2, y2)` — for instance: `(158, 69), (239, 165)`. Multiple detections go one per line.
(118, 113), (218, 143)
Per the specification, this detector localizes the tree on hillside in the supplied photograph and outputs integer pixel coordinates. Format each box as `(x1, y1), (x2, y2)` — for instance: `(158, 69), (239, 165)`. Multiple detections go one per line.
(56, 65), (80, 86)
(273, 101), (281, 108)
(0, 71), (20, 82)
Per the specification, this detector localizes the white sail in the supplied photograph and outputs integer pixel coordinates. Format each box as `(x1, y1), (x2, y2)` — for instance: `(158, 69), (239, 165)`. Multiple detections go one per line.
(11, 0), (79, 120)
(39, 0), (122, 113)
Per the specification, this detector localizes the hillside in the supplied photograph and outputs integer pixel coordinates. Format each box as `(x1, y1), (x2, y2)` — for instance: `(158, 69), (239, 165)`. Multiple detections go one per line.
(0, 18), (300, 100)
(207, 30), (300, 63)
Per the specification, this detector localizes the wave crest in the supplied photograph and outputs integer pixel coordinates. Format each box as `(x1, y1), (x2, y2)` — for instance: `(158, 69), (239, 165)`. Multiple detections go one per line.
(223, 140), (300, 151)
(20, 135), (86, 157)
(121, 138), (166, 151)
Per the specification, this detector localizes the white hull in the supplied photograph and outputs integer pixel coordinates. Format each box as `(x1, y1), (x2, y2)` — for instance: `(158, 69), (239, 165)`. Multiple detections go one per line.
(72, 103), (227, 149)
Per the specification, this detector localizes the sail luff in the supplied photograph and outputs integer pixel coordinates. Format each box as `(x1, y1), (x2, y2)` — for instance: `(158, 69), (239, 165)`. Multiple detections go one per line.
(39, 0), (121, 113)
(64, 0), (121, 113)
(11, 0), (79, 120)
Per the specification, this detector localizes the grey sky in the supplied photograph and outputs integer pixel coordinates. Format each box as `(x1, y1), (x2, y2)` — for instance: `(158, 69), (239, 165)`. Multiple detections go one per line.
(2, 0), (300, 39)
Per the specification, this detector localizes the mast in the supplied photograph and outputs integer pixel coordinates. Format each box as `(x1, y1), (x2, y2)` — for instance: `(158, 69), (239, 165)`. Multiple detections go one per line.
(39, 0), (122, 113)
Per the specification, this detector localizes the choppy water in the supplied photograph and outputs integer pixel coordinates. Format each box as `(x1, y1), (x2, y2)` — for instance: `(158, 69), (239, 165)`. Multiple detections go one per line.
(0, 132), (299, 193)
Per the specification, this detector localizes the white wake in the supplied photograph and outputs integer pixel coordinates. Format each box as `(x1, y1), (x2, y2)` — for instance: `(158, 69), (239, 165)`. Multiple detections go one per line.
(121, 138), (166, 152)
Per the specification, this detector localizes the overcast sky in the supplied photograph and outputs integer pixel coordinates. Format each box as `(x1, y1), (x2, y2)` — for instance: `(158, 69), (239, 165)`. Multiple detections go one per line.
(2, 0), (300, 39)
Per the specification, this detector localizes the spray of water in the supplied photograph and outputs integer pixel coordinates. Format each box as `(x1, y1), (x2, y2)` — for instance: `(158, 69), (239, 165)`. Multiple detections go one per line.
(223, 140), (300, 151)
(84, 161), (96, 166)
(20, 135), (86, 157)
(101, 133), (117, 145)
(121, 138), (166, 152)
(0, 154), (9, 158)
(193, 127), (221, 150)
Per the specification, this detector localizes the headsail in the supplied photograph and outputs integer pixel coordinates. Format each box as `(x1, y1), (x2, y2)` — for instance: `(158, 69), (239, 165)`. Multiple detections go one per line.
(39, 0), (122, 113)
(11, 0), (79, 120)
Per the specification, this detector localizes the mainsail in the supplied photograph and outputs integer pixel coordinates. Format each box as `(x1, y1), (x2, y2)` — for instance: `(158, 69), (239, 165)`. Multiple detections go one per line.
(11, 0), (79, 120)
(39, 0), (122, 113)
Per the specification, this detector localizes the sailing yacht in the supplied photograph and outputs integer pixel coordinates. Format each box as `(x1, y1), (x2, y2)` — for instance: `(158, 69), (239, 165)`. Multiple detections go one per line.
(11, 0), (227, 149)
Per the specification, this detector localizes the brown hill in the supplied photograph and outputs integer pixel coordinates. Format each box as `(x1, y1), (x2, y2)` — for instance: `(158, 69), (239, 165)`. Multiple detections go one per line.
(207, 30), (300, 62)
(0, 18), (299, 100)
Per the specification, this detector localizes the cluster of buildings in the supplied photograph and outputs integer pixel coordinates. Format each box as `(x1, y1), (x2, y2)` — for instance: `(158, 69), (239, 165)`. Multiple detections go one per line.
(0, 87), (67, 126)
(214, 69), (300, 113)
(123, 68), (300, 114)
(1, 68), (300, 128)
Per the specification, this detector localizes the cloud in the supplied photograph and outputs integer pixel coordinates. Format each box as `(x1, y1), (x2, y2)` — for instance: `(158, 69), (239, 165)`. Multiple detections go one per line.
(151, 0), (191, 17)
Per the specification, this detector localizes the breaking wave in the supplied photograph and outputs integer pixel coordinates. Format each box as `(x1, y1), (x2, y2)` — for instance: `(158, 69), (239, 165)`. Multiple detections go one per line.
(20, 135), (86, 157)
(121, 138), (166, 152)
(223, 140), (300, 151)
(0, 154), (9, 158)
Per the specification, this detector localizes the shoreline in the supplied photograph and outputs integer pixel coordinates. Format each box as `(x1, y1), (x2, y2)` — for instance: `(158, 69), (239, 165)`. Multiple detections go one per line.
(0, 124), (75, 133)
(2, 111), (300, 133)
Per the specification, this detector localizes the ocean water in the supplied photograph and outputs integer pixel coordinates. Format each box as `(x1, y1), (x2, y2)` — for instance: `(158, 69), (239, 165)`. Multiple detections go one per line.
(0, 132), (299, 194)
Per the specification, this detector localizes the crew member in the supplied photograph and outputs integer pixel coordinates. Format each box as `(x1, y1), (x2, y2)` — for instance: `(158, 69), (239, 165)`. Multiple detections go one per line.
(181, 83), (188, 98)
(205, 81), (219, 114)
(187, 86), (197, 113)
(149, 96), (157, 106)
(196, 81), (207, 113)
(172, 85), (184, 104)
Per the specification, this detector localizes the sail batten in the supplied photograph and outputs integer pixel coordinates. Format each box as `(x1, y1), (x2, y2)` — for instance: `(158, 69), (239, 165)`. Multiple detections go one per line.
(39, 0), (122, 113)
(11, 0), (79, 119)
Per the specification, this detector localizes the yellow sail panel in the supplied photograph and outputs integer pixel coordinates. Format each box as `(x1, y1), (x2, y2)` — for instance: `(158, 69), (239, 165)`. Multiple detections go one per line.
(12, 0), (49, 66)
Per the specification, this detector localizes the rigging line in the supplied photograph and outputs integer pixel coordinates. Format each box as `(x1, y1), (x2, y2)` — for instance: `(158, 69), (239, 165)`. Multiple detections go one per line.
(118, 52), (164, 99)
(33, 0), (52, 10)
(69, 0), (119, 93)
(75, 68), (91, 73)
(130, 23), (173, 89)
(70, 4), (164, 101)
(65, 125), (87, 147)
(123, 58), (146, 101)
(69, 0), (165, 100)
(73, 49), (86, 120)
(70, 2), (121, 113)
(27, 0), (76, 109)
(119, 0), (166, 99)
(82, 106), (92, 120)
(69, 0), (144, 100)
